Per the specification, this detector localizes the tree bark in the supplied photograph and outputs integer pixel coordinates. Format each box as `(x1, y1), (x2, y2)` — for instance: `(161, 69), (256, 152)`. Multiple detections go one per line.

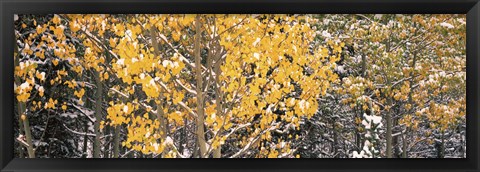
(16, 84), (26, 158)
(393, 107), (400, 158)
(113, 125), (120, 158)
(401, 131), (407, 158)
(355, 106), (361, 151)
(14, 46), (35, 158)
(82, 120), (89, 158)
(156, 99), (168, 155)
(93, 70), (103, 158)
(385, 39), (393, 158)
(103, 125), (110, 158)
(386, 98), (393, 158)
(17, 116), (25, 158)
(212, 38), (224, 158)
(194, 14), (208, 158)
(20, 103), (35, 158)
(149, 26), (168, 156)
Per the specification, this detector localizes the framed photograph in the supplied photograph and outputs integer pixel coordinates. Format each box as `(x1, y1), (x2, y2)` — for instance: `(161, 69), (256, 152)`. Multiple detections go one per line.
(1, 0), (479, 172)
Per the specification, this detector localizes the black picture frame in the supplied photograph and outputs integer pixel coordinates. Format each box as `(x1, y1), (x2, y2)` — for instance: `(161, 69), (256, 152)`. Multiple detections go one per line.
(1, 0), (479, 172)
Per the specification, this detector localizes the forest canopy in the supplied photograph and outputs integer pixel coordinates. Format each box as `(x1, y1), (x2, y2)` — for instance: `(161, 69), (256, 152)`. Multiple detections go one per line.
(14, 14), (466, 158)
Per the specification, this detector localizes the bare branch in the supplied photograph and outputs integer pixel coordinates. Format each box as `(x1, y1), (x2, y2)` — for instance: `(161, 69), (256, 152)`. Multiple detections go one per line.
(63, 124), (96, 137)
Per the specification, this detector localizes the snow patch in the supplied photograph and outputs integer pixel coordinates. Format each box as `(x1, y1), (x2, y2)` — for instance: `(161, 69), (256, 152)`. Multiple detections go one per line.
(321, 30), (332, 38)
(20, 82), (29, 90)
(374, 14), (383, 20)
(60, 112), (79, 119)
(165, 136), (174, 145)
(253, 38), (261, 46)
(131, 58), (139, 63)
(116, 59), (125, 66)
(253, 53), (260, 60)
(440, 22), (454, 29)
